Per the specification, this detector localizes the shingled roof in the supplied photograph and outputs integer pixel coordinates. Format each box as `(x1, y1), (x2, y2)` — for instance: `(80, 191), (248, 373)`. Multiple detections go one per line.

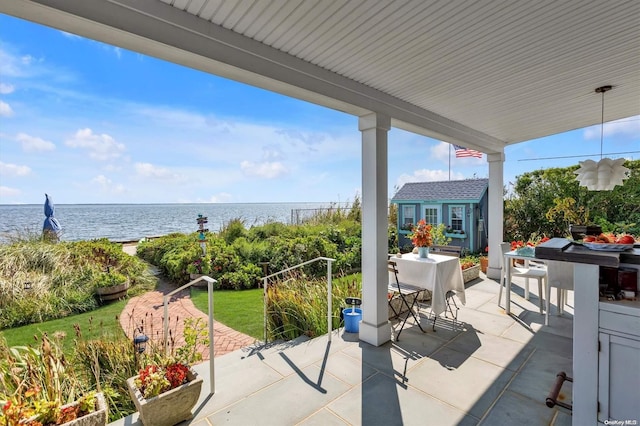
(392, 179), (489, 202)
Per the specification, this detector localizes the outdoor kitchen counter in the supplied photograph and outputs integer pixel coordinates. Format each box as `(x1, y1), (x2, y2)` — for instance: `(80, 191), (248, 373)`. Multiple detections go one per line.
(534, 237), (640, 267)
(534, 238), (640, 425)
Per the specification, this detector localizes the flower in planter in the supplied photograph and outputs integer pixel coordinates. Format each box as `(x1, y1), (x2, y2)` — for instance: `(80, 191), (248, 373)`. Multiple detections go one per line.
(460, 260), (477, 270)
(131, 317), (208, 398)
(127, 318), (208, 426)
(0, 335), (104, 425)
(134, 363), (190, 399)
(408, 220), (433, 248)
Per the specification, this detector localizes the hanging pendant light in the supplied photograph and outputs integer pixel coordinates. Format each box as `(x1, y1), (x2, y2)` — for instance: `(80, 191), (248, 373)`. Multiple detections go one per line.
(574, 85), (630, 191)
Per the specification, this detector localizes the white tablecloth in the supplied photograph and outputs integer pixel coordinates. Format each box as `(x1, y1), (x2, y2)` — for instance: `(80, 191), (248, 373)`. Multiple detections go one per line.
(389, 253), (466, 316)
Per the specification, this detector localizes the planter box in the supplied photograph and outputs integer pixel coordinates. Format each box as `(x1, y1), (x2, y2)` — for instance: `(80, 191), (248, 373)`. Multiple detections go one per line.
(127, 369), (202, 426)
(96, 281), (129, 302)
(21, 392), (107, 426)
(445, 232), (467, 239)
(462, 265), (480, 283)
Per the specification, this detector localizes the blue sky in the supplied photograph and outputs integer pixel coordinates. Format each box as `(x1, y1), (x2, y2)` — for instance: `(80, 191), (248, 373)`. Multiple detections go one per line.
(1, 14), (638, 205)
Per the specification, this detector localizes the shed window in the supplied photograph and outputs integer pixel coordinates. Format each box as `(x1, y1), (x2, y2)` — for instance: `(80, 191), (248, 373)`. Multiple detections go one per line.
(450, 206), (464, 231)
(424, 207), (438, 226)
(402, 206), (415, 225)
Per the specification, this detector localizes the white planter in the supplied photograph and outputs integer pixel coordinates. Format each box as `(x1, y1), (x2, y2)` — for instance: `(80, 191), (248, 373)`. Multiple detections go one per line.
(126, 369), (202, 426)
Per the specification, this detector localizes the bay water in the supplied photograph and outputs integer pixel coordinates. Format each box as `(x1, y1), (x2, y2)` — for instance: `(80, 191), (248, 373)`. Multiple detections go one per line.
(0, 202), (332, 242)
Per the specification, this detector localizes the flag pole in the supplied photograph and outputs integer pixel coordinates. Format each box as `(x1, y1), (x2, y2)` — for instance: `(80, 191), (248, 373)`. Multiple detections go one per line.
(448, 144), (451, 180)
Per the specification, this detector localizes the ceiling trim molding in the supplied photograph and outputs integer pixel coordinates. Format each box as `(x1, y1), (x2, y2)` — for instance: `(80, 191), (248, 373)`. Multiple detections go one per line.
(0, 0), (505, 152)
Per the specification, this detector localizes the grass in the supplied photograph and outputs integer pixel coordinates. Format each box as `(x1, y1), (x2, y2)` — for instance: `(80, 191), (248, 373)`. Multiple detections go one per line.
(0, 299), (128, 352)
(191, 287), (264, 339)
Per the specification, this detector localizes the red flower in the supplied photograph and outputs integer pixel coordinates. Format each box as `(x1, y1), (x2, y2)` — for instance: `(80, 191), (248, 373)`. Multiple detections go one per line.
(165, 363), (189, 389)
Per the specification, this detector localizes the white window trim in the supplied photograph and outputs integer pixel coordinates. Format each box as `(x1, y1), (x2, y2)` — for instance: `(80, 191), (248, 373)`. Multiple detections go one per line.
(449, 205), (466, 231)
(402, 205), (416, 225)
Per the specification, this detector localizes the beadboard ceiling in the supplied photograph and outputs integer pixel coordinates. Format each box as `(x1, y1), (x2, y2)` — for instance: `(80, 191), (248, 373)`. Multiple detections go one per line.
(1, 0), (639, 153)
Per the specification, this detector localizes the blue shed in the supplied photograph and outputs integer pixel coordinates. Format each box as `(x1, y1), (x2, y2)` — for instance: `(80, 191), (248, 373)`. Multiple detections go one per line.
(391, 178), (489, 253)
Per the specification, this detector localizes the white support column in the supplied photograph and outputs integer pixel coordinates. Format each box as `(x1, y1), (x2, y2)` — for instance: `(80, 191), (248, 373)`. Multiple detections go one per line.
(486, 151), (505, 280)
(358, 112), (391, 346)
(572, 263), (599, 425)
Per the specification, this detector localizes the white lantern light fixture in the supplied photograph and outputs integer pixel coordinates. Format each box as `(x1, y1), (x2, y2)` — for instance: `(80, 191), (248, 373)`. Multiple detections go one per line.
(574, 85), (630, 191)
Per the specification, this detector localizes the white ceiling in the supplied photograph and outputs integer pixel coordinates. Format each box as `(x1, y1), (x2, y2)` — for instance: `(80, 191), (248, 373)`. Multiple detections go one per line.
(2, 0), (639, 153)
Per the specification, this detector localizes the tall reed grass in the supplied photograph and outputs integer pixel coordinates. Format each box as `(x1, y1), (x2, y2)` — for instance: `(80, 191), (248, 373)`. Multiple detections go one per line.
(0, 238), (155, 329)
(266, 274), (361, 341)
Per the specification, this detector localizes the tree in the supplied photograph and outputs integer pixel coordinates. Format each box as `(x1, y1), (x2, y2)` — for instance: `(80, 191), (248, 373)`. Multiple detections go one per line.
(504, 159), (640, 241)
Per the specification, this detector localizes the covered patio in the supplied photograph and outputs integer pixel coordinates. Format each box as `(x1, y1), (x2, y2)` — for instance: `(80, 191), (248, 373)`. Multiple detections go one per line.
(111, 273), (574, 425)
(1, 1), (638, 424)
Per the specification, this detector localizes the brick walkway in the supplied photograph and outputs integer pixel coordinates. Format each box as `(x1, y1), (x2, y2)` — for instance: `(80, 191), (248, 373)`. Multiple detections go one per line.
(120, 245), (255, 359)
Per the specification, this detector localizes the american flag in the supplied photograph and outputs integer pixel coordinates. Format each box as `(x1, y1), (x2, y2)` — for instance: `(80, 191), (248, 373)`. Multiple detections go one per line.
(453, 145), (483, 158)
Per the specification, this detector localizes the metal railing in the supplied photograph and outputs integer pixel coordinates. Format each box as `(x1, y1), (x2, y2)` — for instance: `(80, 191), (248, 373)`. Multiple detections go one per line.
(163, 275), (217, 395)
(262, 257), (336, 343)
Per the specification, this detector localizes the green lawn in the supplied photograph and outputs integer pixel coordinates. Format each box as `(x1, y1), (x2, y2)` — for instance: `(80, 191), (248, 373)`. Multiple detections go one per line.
(190, 287), (263, 339)
(0, 299), (128, 352)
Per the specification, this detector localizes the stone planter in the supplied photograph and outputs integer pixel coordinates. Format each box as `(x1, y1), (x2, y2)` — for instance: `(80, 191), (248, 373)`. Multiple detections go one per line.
(21, 392), (108, 426)
(462, 265), (480, 283)
(95, 280), (129, 302)
(127, 368), (203, 426)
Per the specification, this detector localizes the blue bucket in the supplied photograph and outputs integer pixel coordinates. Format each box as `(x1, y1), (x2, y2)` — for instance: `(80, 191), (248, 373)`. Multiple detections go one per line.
(343, 308), (362, 333)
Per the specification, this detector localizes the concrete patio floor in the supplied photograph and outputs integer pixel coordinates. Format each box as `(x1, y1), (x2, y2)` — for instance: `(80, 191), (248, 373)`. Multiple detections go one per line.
(112, 274), (574, 426)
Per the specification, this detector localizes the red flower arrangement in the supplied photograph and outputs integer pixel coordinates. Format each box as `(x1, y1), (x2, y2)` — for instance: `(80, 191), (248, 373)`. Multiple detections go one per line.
(408, 219), (433, 248)
(511, 236), (550, 251)
(135, 363), (190, 399)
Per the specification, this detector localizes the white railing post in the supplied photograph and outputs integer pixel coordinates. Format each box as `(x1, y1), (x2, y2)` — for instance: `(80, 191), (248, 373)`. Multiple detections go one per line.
(162, 275), (217, 395)
(327, 259), (333, 342)
(207, 277), (215, 394)
(262, 257), (336, 344)
(263, 277), (268, 343)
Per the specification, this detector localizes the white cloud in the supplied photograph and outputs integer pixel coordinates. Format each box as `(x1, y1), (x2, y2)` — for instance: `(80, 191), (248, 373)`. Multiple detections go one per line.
(65, 128), (125, 160)
(0, 48), (42, 78)
(0, 161), (31, 177)
(17, 133), (55, 152)
(396, 169), (465, 188)
(240, 160), (288, 179)
(21, 55), (34, 66)
(430, 142), (451, 162)
(584, 115), (640, 140)
(134, 162), (180, 180)
(0, 83), (14, 94)
(0, 100), (13, 117)
(91, 175), (126, 193)
(201, 192), (233, 203)
(0, 186), (21, 197)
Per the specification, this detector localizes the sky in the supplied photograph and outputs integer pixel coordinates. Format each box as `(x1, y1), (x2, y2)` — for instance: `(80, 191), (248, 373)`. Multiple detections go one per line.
(0, 14), (638, 205)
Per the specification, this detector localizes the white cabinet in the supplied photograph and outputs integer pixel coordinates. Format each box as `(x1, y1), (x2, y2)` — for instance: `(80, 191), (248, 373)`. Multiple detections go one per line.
(597, 301), (640, 423)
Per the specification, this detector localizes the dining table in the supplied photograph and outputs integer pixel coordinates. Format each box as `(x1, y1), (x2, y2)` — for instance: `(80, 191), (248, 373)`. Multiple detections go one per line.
(503, 249), (547, 315)
(389, 252), (466, 318)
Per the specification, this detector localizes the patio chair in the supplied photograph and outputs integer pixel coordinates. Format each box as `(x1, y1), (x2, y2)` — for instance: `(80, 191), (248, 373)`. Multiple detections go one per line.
(544, 260), (573, 325)
(430, 245), (462, 257)
(499, 242), (546, 314)
(388, 260), (426, 340)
